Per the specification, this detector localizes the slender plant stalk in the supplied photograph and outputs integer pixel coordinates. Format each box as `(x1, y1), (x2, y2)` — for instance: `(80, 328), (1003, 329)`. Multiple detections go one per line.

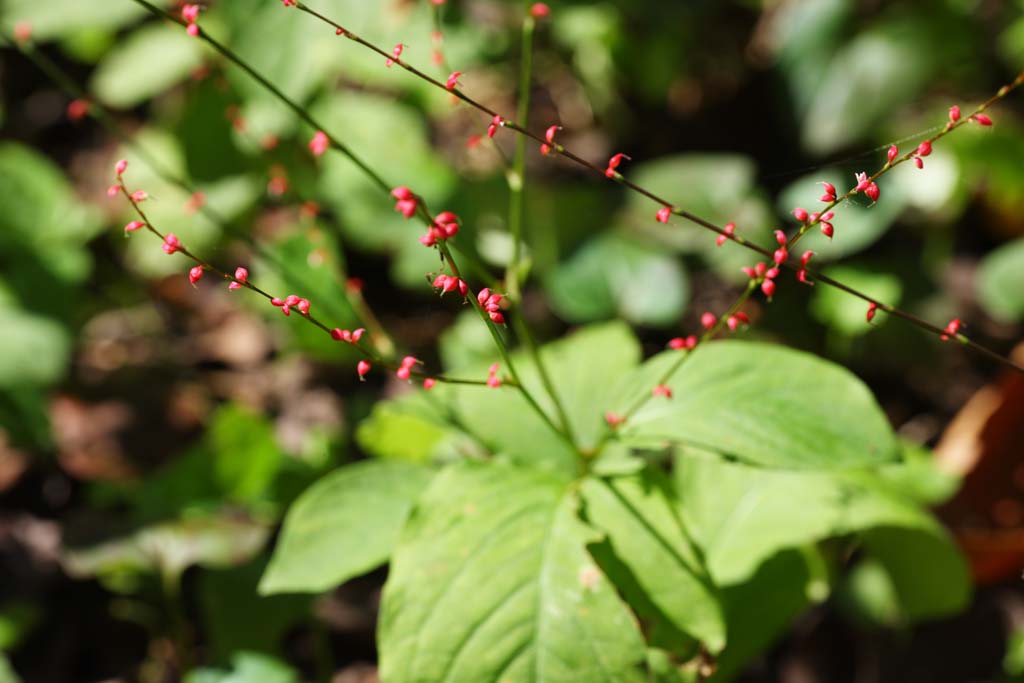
(128, 0), (575, 443)
(5, 33), (399, 358)
(503, 12), (578, 446)
(286, 0), (1024, 375)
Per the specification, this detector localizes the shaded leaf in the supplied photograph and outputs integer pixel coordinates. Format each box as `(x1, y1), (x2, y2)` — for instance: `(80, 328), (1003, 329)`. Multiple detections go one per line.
(260, 460), (434, 594)
(379, 461), (648, 683)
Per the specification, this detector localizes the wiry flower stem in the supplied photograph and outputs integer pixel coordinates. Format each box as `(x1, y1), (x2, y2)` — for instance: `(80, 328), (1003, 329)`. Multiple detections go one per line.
(284, 0), (1024, 375)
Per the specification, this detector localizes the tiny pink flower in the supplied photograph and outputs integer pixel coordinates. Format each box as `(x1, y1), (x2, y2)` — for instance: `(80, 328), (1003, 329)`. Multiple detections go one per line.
(391, 186), (419, 219)
(888, 145), (898, 163)
(915, 157), (924, 169)
(423, 378), (436, 390)
(700, 312), (716, 329)
(124, 220), (145, 233)
(792, 207), (808, 222)
(667, 337), (685, 350)
(297, 298), (311, 315)
(761, 278), (776, 298)
(773, 248), (787, 265)
(656, 207), (671, 224)
(821, 222), (834, 239)
(488, 115), (502, 138)
(357, 360), (371, 379)
(186, 23), (199, 37)
(162, 233), (181, 254)
(916, 140), (932, 157)
(530, 2), (550, 18)
(131, 190), (148, 203)
(866, 302), (878, 323)
(604, 412), (625, 428)
(107, 185), (121, 198)
(948, 105), (961, 123)
(854, 171), (870, 192)
(386, 43), (403, 67)
(604, 153), (631, 178)
(309, 131), (329, 157)
(774, 229), (786, 245)
(820, 181), (836, 202)
(446, 71), (461, 90)
(541, 125), (560, 155)
(652, 384), (673, 398)
(716, 222), (735, 247)
(188, 265), (203, 285)
(940, 318), (962, 341)
(864, 182), (880, 203)
(971, 113), (993, 126)
(352, 328), (365, 342)
(115, 159), (128, 176)
(66, 98), (90, 121)
(229, 266), (248, 291)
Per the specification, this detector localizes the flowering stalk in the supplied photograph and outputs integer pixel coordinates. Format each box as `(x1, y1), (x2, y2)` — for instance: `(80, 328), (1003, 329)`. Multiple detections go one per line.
(113, 170), (492, 388)
(282, 0), (1023, 373)
(129, 0), (580, 449)
(8, 32), (399, 359)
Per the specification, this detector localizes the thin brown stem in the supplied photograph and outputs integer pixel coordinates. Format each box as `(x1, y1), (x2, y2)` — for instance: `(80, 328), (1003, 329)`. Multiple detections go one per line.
(288, 0), (1023, 374)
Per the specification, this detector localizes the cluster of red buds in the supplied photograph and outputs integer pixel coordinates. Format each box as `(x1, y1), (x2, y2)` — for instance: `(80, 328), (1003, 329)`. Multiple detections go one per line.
(796, 250), (815, 285)
(477, 288), (505, 324)
(486, 363), (501, 388)
(854, 171), (880, 203)
(540, 125), (561, 155)
(652, 384), (672, 398)
(487, 115), (503, 139)
(866, 302), (878, 323)
(181, 4), (200, 36)
(420, 211), (460, 247)
(396, 355), (420, 380)
(229, 266), (248, 290)
(386, 43), (403, 68)
(741, 259), (781, 298)
(162, 234), (181, 255)
(391, 186), (419, 219)
(940, 318), (962, 341)
(716, 222), (735, 247)
(330, 327), (366, 343)
(432, 274), (469, 297)
(309, 130), (329, 157)
(270, 294), (311, 317)
(667, 335), (698, 350)
(819, 181), (837, 203)
(604, 153), (631, 178)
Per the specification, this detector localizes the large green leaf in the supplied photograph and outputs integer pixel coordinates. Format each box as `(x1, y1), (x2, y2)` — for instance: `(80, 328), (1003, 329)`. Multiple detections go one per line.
(617, 341), (897, 469)
(379, 462), (648, 683)
(581, 470), (725, 652)
(977, 237), (1024, 322)
(675, 450), (970, 621)
(90, 23), (204, 108)
(259, 460), (434, 594)
(429, 322), (641, 474)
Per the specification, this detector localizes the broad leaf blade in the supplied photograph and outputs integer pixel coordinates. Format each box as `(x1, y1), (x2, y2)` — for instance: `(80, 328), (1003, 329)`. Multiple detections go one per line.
(259, 460), (433, 594)
(619, 341), (897, 468)
(581, 470), (725, 653)
(379, 462), (648, 683)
